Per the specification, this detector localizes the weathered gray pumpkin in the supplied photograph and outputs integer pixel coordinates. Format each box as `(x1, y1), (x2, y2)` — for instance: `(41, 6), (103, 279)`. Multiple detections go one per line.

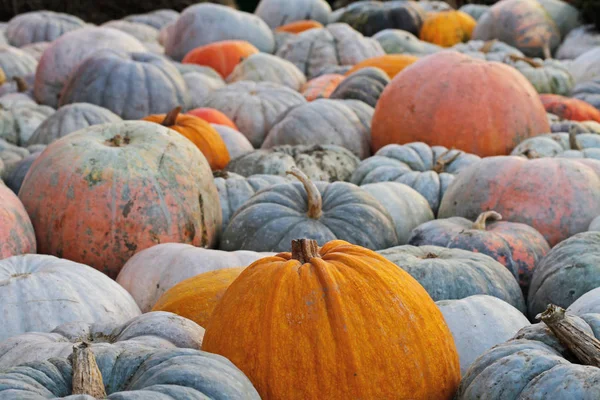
(537, 0), (581, 39)
(378, 245), (526, 311)
(59, 50), (190, 120)
(571, 78), (600, 111)
(20, 41), (50, 61)
(27, 103), (122, 146)
(511, 132), (600, 160)
(276, 23), (384, 79)
(181, 71), (226, 110)
(201, 81), (306, 147)
(0, 74), (35, 98)
(3, 151), (42, 194)
(255, 0), (331, 28)
(227, 53), (307, 91)
(350, 142), (481, 214)
(503, 55), (574, 95)
(528, 231), (600, 319)
(211, 124), (254, 160)
(0, 45), (37, 80)
(225, 144), (360, 182)
(551, 119), (600, 134)
(0, 137), (30, 169)
(458, 4), (490, 21)
(329, 67), (389, 108)
(451, 39), (525, 62)
(568, 286), (600, 315)
(0, 99), (54, 146)
(567, 45), (600, 85)
(372, 29), (442, 55)
(220, 168), (398, 252)
(34, 27), (147, 108)
(102, 20), (160, 44)
(419, 0), (452, 13)
(5, 11), (86, 47)
(215, 171), (288, 230)
(124, 9), (180, 30)
(262, 99), (374, 159)
(556, 25), (600, 60)
(165, 4), (275, 61)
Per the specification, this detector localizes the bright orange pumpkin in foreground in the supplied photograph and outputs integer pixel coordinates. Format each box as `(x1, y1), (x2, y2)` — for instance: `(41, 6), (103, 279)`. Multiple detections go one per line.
(203, 239), (461, 400)
(182, 40), (259, 78)
(144, 107), (230, 170)
(345, 54), (419, 79)
(275, 20), (324, 34)
(420, 10), (477, 47)
(187, 107), (239, 130)
(301, 74), (345, 101)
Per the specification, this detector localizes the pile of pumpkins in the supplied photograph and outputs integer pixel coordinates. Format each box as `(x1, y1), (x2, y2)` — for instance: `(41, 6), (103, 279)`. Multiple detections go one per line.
(1, 0), (600, 398)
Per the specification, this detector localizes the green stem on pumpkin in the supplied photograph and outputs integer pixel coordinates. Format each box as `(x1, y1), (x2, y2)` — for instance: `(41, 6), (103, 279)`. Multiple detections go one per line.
(71, 342), (107, 398)
(286, 167), (323, 220)
(162, 106), (182, 127)
(291, 239), (320, 264)
(472, 211), (502, 230)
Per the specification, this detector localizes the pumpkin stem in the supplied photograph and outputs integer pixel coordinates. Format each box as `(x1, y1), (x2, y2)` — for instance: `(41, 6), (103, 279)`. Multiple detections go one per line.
(162, 106), (182, 127)
(472, 211), (502, 230)
(569, 126), (583, 151)
(542, 44), (552, 60)
(291, 239), (320, 264)
(507, 54), (543, 68)
(433, 149), (461, 173)
(213, 170), (229, 179)
(480, 40), (497, 54)
(538, 304), (600, 367)
(520, 149), (541, 159)
(286, 167), (323, 219)
(71, 342), (107, 398)
(14, 76), (28, 92)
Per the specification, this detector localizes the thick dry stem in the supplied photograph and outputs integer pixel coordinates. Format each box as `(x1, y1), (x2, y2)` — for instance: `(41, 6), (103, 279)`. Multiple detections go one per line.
(433, 149), (461, 173)
(162, 106), (182, 127)
(286, 167), (323, 219)
(507, 54), (543, 68)
(538, 304), (600, 367)
(472, 211), (502, 230)
(569, 127), (582, 151)
(291, 239), (320, 264)
(543, 44), (552, 60)
(72, 342), (107, 398)
(480, 40), (497, 54)
(14, 76), (28, 92)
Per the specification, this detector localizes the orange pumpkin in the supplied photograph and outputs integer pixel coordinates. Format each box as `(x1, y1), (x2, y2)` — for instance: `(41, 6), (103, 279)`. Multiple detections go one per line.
(539, 94), (600, 123)
(203, 239), (461, 400)
(420, 11), (477, 47)
(345, 55), (419, 79)
(152, 267), (245, 327)
(372, 51), (550, 157)
(275, 20), (324, 34)
(301, 74), (345, 101)
(143, 107), (230, 170)
(182, 40), (260, 78)
(0, 182), (36, 259)
(186, 107), (239, 130)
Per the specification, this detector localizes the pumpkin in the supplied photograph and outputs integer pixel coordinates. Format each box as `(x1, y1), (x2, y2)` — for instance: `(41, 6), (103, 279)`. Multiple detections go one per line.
(373, 28), (442, 55)
(19, 121), (221, 279)
(539, 93), (600, 122)
(350, 142), (481, 214)
(472, 0), (561, 58)
(571, 78), (600, 111)
(569, 46), (600, 85)
(0, 74), (33, 99)
(0, 99), (54, 146)
(409, 210), (550, 294)
(511, 131), (600, 159)
(333, 1), (426, 37)
(215, 172), (288, 229)
(275, 20), (324, 34)
(27, 103), (121, 146)
(419, 1), (453, 12)
(0, 254), (141, 341)
(378, 245), (526, 311)
(102, 19), (159, 43)
(165, 4), (274, 61)
(262, 99), (374, 159)
(556, 25), (600, 60)
(458, 4), (490, 20)
(5, 11), (85, 47)
(451, 39), (524, 61)
(34, 27), (146, 108)
(0, 182), (36, 259)
(181, 70), (226, 110)
(0, 45), (37, 80)
(276, 23), (384, 79)
(503, 55), (574, 95)
(330, 67), (389, 107)
(211, 124), (254, 159)
(301, 74), (345, 101)
(0, 311), (205, 369)
(20, 41), (50, 61)
(256, 0), (331, 28)
(438, 156), (600, 246)
(143, 107), (230, 170)
(225, 144), (360, 182)
(182, 40), (259, 79)
(125, 9), (180, 30)
(152, 267), (245, 328)
(590, 216), (600, 232)
(203, 239), (461, 399)
(437, 295), (530, 375)
(187, 107), (238, 130)
(59, 50), (190, 120)
(201, 81), (306, 147)
(344, 54), (418, 79)
(116, 243), (272, 312)
(227, 53), (307, 91)
(537, 0), (581, 39)
(220, 168), (398, 251)
(371, 51), (551, 157)
(568, 286), (600, 315)
(551, 119), (600, 134)
(419, 10), (477, 47)
(274, 31), (295, 52)
(3, 151), (41, 194)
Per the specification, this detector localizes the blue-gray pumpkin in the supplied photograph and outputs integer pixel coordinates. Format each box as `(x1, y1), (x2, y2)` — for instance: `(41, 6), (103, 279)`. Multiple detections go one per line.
(6, 11), (86, 47)
(124, 9), (180, 30)
(372, 29), (442, 55)
(329, 67), (390, 108)
(0, 45), (37, 80)
(571, 78), (600, 111)
(511, 131), (600, 160)
(255, 0), (331, 29)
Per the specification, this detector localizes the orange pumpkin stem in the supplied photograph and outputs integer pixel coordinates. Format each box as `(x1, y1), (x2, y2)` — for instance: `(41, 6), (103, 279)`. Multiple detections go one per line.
(508, 55), (543, 68)
(286, 167), (323, 219)
(71, 342), (107, 398)
(14, 76), (28, 93)
(569, 127), (582, 151)
(291, 239), (320, 264)
(472, 211), (502, 230)
(162, 106), (182, 127)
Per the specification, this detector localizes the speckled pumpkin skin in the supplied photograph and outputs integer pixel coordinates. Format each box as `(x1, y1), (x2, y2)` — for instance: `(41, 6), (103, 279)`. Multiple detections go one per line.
(18, 121), (221, 278)
(0, 182), (36, 259)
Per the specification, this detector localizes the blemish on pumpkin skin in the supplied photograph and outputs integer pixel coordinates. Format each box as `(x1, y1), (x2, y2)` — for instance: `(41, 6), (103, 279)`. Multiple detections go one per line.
(122, 199), (134, 218)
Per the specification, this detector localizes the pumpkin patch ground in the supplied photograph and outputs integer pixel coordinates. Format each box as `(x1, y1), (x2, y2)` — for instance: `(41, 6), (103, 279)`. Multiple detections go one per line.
(3, 0), (600, 398)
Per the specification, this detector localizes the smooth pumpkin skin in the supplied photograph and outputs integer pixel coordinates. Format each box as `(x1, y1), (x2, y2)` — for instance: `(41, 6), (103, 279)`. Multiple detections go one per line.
(373, 29), (442, 56)
(572, 78), (600, 111)
(344, 54), (418, 79)
(539, 94), (600, 122)
(0, 182), (36, 259)
(275, 20), (324, 34)
(371, 51), (550, 157)
(125, 9), (179, 30)
(152, 267), (245, 327)
(301, 74), (345, 101)
(226, 53), (307, 91)
(438, 156), (600, 246)
(182, 40), (260, 79)
(568, 286), (600, 315)
(6, 11), (86, 47)
(211, 124), (254, 160)
(187, 107), (238, 130)
(144, 110), (230, 170)
(255, 0), (331, 29)
(420, 11), (477, 47)
(203, 240), (461, 400)
(0, 45), (38, 80)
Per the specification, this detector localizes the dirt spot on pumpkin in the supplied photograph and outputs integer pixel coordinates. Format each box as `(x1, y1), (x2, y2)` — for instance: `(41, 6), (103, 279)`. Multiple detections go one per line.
(122, 199), (134, 218)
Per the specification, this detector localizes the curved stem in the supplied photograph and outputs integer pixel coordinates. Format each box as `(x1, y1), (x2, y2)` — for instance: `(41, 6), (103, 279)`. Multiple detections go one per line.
(507, 54), (543, 68)
(14, 76), (28, 92)
(286, 167), (323, 219)
(569, 127), (583, 151)
(162, 106), (182, 127)
(542, 44), (552, 60)
(291, 239), (320, 263)
(72, 342), (107, 398)
(433, 149), (461, 173)
(480, 39), (497, 54)
(472, 211), (502, 230)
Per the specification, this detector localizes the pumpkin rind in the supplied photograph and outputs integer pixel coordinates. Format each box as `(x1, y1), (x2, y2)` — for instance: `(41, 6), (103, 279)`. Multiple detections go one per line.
(102, 20), (160, 45)
(301, 74), (345, 101)
(0, 182), (36, 259)
(572, 78), (600, 111)
(0, 45), (37, 80)
(373, 29), (442, 55)
(227, 53), (307, 91)
(556, 25), (600, 60)
(255, 0), (331, 29)
(275, 20), (325, 34)
(330, 66), (389, 107)
(211, 124), (254, 159)
(334, 1), (426, 37)
(182, 40), (260, 79)
(183, 72), (226, 110)
(3, 151), (41, 194)
(6, 11), (86, 47)
(458, 4), (490, 21)
(539, 93), (600, 122)
(511, 132), (600, 160)
(420, 10), (477, 47)
(344, 54), (418, 79)
(568, 287), (600, 315)
(504, 56), (574, 95)
(0, 99), (54, 146)
(125, 9), (179, 30)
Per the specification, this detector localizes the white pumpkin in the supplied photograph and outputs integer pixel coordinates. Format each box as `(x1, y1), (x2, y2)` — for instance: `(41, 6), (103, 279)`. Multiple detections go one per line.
(6, 11), (86, 47)
(255, 0), (332, 29)
(227, 53), (307, 91)
(567, 287), (600, 315)
(570, 46), (600, 85)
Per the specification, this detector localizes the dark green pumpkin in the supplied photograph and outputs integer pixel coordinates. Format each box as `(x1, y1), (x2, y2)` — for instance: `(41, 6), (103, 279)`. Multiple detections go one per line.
(329, 67), (389, 107)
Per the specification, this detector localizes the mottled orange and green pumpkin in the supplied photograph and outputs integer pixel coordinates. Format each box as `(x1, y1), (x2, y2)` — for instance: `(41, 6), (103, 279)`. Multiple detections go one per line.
(419, 10), (477, 47)
(0, 182), (36, 259)
(203, 239), (461, 400)
(344, 54), (419, 79)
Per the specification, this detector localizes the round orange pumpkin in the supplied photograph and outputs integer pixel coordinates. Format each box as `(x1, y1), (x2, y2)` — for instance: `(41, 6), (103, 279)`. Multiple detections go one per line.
(345, 54), (419, 79)
(182, 40), (260, 78)
(186, 107), (239, 130)
(143, 107), (230, 170)
(301, 74), (345, 101)
(539, 94), (600, 123)
(203, 239), (461, 400)
(371, 51), (550, 157)
(152, 266), (245, 327)
(0, 182), (36, 259)
(275, 20), (324, 34)
(419, 11), (477, 47)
